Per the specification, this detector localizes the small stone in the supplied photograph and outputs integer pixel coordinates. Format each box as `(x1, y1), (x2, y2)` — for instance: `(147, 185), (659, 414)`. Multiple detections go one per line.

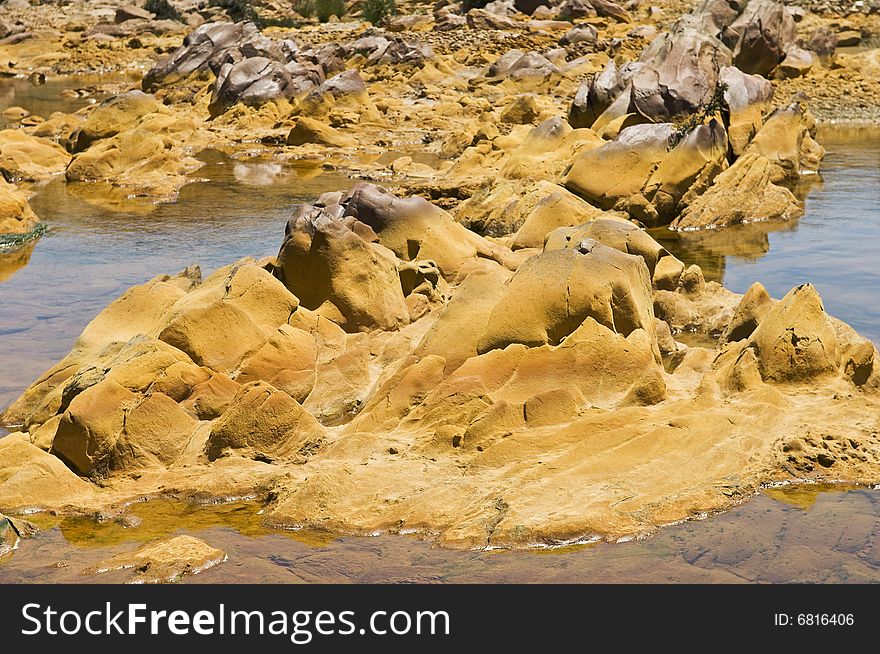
(836, 30), (862, 47)
(115, 5), (154, 23)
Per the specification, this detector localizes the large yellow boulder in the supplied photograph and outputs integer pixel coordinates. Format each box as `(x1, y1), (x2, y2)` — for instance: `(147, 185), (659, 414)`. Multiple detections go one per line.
(206, 381), (326, 461)
(158, 261), (300, 372)
(744, 102), (825, 183)
(477, 243), (657, 354)
(112, 392), (200, 470)
(402, 317), (663, 435)
(274, 204), (410, 333)
(340, 183), (513, 278)
(456, 179), (604, 244)
(66, 128), (194, 197)
(545, 217), (664, 273)
(415, 266), (511, 373)
(565, 121), (728, 226)
(287, 117), (356, 148)
(236, 325), (318, 403)
(565, 123), (673, 211)
(73, 90), (162, 152)
(745, 284), (840, 383)
(0, 129), (70, 180)
(51, 378), (136, 477)
(0, 434), (94, 510)
(0, 178), (38, 236)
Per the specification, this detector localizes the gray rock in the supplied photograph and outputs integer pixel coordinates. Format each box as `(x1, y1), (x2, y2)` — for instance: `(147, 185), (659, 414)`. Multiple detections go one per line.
(722, 0), (796, 76)
(466, 8), (520, 29)
(787, 5), (806, 21)
(692, 0), (741, 32)
(143, 21), (262, 91)
(319, 70), (368, 98)
(368, 38), (434, 66)
(808, 26), (837, 63)
(347, 34), (391, 56)
(568, 60), (644, 128)
(776, 45), (815, 78)
(0, 31), (31, 46)
(484, 0), (519, 14)
(558, 0), (598, 18)
(340, 33), (432, 67)
(634, 21), (731, 120)
(590, 0), (632, 22)
(209, 56), (322, 117)
(115, 4), (155, 23)
(489, 50), (560, 79)
(300, 43), (346, 77)
(434, 7), (468, 30)
(559, 24), (598, 45)
(628, 24), (658, 39)
(86, 23), (134, 38)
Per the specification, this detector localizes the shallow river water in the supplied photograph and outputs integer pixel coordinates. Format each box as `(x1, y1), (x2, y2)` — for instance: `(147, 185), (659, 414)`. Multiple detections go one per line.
(1, 485), (879, 583)
(1, 75), (880, 582)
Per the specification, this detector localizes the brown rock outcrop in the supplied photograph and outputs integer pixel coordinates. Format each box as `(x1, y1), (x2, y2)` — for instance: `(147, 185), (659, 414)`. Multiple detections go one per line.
(672, 153), (803, 230)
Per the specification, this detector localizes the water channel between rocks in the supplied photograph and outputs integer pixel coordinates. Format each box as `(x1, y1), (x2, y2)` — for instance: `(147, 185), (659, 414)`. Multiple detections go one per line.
(1, 74), (879, 581)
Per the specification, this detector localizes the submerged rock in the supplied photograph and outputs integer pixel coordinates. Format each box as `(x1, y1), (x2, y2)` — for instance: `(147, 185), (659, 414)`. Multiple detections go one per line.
(0, 513), (17, 559)
(86, 535), (226, 584)
(65, 128), (198, 199)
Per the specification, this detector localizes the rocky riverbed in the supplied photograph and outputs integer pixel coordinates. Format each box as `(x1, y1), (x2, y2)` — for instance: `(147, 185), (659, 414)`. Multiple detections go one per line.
(1, 0), (879, 553)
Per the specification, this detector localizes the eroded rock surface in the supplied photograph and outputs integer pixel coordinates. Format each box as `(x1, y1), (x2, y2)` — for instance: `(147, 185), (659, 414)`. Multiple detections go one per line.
(2, 174), (878, 547)
(0, 0), (876, 552)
